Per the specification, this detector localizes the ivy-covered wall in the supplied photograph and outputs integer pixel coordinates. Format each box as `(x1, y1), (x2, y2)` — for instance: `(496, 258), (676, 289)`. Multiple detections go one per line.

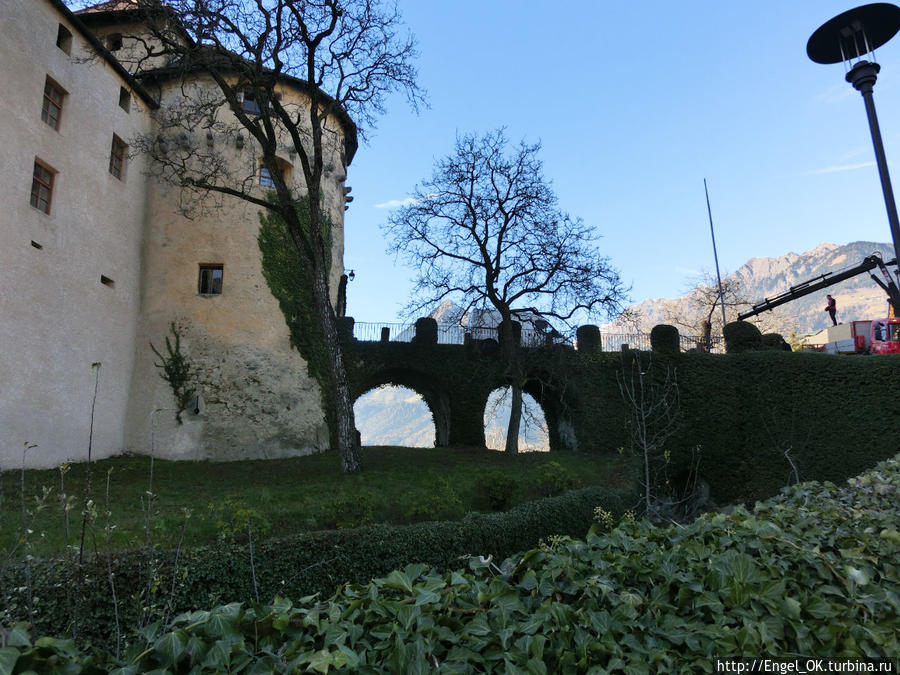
(342, 338), (900, 505)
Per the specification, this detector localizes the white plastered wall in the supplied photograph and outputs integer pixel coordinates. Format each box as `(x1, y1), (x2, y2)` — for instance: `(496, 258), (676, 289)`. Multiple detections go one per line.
(0, 0), (152, 469)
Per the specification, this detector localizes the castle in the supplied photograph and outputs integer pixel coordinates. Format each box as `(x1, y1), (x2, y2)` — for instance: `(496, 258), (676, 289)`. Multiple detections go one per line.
(0, 0), (356, 469)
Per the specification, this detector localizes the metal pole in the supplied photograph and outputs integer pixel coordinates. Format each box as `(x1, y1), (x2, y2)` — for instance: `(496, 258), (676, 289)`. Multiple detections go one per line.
(847, 61), (900, 276)
(704, 179), (728, 331)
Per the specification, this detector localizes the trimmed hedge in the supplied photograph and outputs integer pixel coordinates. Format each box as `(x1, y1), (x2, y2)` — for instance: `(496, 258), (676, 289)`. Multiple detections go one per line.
(1, 485), (635, 647)
(723, 320), (762, 353)
(6, 455), (900, 671)
(649, 324), (680, 355)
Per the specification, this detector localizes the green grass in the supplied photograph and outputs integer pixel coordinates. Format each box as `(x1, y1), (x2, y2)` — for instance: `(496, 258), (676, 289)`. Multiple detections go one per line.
(0, 446), (635, 558)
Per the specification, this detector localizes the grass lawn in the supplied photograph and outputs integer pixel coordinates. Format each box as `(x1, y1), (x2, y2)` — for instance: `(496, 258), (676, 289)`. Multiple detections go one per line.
(0, 446), (636, 558)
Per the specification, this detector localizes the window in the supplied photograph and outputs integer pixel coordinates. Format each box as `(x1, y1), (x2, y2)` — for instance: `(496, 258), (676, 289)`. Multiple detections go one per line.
(241, 90), (261, 115)
(109, 135), (127, 179)
(30, 160), (55, 214)
(198, 264), (223, 295)
(106, 33), (122, 51)
(118, 87), (131, 112)
(42, 77), (65, 130)
(259, 158), (288, 188)
(240, 90), (280, 115)
(56, 25), (72, 54)
(259, 165), (275, 188)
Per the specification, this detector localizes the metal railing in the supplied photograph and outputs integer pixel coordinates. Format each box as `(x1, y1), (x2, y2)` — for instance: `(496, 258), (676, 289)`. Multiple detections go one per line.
(351, 322), (724, 353)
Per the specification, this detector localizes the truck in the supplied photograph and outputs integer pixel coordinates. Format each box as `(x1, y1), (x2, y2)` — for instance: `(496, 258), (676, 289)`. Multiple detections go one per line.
(737, 252), (900, 355)
(801, 318), (900, 354)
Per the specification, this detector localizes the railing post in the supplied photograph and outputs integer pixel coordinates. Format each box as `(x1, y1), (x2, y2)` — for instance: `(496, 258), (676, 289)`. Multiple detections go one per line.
(380, 326), (390, 342)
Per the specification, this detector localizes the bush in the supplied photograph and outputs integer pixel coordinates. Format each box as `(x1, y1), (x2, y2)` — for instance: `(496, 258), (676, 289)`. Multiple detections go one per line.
(533, 460), (575, 497)
(2, 485), (634, 646)
(723, 320), (762, 353)
(10, 456), (900, 671)
(404, 477), (465, 521)
(650, 324), (680, 355)
(474, 473), (520, 511)
(411, 317), (438, 344)
(761, 332), (791, 351)
(576, 325), (601, 353)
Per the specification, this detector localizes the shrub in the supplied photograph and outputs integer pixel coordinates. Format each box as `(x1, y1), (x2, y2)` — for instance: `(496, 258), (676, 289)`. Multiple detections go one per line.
(650, 324), (680, 355)
(474, 473), (520, 511)
(723, 320), (762, 353)
(533, 460), (575, 497)
(411, 317), (438, 344)
(576, 325), (601, 353)
(207, 498), (271, 541)
(761, 332), (791, 351)
(404, 477), (465, 521)
(322, 490), (377, 529)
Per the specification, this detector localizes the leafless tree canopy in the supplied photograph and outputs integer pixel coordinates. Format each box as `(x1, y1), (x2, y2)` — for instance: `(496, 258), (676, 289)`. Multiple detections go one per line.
(385, 129), (628, 331)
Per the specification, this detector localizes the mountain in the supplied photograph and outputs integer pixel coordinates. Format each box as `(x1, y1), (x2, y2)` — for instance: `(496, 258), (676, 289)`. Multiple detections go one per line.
(354, 386), (435, 447)
(617, 241), (895, 337)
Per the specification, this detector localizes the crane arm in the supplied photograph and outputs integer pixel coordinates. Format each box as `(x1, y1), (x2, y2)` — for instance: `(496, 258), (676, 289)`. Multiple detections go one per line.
(737, 254), (900, 321)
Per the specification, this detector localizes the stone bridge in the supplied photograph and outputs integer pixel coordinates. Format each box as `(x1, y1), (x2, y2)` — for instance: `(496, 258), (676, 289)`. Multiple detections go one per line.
(339, 318), (619, 452)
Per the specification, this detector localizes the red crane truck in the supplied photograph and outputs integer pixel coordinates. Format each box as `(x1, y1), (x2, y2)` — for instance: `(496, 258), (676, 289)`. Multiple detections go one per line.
(737, 253), (900, 354)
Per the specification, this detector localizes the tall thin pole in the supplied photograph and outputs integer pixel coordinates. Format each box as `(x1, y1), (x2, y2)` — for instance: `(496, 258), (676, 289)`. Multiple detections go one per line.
(704, 179), (728, 331)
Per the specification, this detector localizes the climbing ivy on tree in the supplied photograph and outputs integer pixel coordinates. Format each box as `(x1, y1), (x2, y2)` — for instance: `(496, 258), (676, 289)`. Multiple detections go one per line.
(257, 200), (338, 443)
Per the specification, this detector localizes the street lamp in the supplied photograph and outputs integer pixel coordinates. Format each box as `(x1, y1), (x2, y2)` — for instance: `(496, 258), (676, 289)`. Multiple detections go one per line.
(807, 3), (900, 276)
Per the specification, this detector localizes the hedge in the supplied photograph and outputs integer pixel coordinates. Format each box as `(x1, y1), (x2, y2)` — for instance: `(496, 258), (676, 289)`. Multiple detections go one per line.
(1, 484), (636, 647)
(5, 455), (899, 671)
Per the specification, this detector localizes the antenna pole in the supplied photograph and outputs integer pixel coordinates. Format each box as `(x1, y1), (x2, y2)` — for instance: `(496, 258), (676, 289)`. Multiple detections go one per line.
(704, 179), (728, 331)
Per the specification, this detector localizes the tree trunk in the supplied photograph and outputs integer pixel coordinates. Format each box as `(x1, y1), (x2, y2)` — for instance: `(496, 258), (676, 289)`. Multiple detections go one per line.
(499, 315), (522, 455)
(504, 383), (523, 455)
(310, 259), (361, 473)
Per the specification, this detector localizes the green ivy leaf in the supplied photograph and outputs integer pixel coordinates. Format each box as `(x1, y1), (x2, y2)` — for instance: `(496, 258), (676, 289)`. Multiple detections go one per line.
(0, 648), (21, 675)
(152, 630), (188, 669)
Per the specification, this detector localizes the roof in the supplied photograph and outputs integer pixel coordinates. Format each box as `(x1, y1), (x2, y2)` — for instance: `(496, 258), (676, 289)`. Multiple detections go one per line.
(139, 50), (359, 164)
(71, 0), (358, 163)
(77, 0), (141, 13)
(46, 0), (159, 108)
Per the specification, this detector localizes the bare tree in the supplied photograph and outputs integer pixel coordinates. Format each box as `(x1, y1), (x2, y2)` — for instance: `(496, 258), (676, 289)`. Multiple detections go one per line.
(616, 353), (681, 520)
(662, 272), (750, 351)
(107, 0), (423, 472)
(385, 129), (627, 453)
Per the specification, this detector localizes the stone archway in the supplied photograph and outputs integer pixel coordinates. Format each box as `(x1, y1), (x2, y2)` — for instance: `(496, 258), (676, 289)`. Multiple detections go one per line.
(483, 386), (550, 451)
(353, 367), (452, 447)
(521, 373), (578, 452)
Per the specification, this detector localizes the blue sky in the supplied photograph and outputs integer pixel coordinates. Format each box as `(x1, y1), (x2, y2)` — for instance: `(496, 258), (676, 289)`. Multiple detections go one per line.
(343, 1), (900, 324)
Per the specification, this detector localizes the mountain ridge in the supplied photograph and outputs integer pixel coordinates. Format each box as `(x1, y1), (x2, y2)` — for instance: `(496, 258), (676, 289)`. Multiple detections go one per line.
(617, 240), (895, 337)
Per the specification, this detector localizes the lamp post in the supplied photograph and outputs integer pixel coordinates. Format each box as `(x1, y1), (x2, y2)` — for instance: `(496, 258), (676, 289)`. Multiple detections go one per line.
(808, 3), (900, 276)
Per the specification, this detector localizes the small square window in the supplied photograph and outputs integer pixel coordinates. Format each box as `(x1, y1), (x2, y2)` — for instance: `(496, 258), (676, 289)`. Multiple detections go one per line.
(109, 134), (127, 180)
(241, 90), (261, 115)
(106, 33), (122, 51)
(56, 25), (72, 54)
(198, 264), (223, 295)
(118, 87), (131, 112)
(42, 77), (65, 130)
(30, 160), (55, 214)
